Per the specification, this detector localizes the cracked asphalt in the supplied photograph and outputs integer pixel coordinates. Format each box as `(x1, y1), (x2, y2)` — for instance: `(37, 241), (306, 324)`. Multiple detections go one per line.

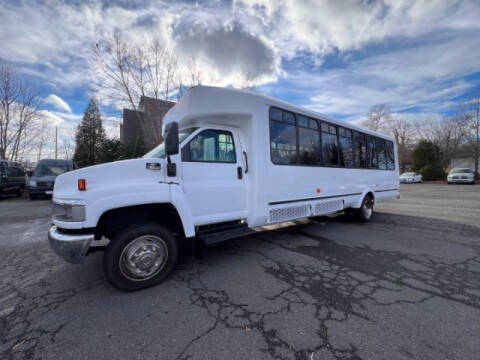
(1, 184), (479, 360)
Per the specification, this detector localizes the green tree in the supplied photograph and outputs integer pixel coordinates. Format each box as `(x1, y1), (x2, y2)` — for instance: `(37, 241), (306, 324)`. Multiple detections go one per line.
(412, 140), (445, 180)
(412, 140), (442, 170)
(100, 138), (123, 163)
(121, 137), (146, 159)
(73, 98), (106, 167)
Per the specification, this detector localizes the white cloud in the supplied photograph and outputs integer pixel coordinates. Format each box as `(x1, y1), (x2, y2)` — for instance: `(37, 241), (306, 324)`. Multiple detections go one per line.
(0, 0), (478, 125)
(44, 94), (72, 113)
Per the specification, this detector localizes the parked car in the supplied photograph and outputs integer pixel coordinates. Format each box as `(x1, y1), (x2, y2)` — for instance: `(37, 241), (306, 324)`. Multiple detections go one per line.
(29, 159), (75, 199)
(447, 168), (475, 184)
(0, 160), (26, 197)
(48, 86), (400, 291)
(399, 172), (423, 183)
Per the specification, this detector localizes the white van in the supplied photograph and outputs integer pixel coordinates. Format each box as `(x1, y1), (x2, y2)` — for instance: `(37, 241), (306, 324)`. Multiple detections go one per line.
(49, 86), (399, 290)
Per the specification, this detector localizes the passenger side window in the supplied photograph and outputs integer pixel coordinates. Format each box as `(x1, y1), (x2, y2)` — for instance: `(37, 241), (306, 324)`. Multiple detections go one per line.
(270, 109), (297, 165)
(376, 138), (387, 170)
(182, 130), (236, 163)
(321, 123), (338, 166)
(386, 141), (395, 170)
(354, 132), (367, 168)
(338, 127), (354, 167)
(367, 136), (377, 169)
(7, 167), (15, 177)
(298, 118), (321, 165)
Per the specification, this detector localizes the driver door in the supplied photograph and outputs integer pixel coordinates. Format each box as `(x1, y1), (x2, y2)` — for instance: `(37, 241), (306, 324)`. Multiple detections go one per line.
(181, 128), (247, 225)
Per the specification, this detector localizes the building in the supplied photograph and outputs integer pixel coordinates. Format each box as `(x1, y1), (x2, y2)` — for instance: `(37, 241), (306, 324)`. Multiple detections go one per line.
(121, 96), (176, 150)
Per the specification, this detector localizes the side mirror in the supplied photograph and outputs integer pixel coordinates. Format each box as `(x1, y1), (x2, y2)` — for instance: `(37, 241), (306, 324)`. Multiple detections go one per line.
(164, 122), (179, 155)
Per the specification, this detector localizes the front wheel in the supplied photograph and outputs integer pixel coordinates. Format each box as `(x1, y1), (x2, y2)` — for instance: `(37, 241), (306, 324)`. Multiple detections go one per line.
(103, 223), (178, 291)
(357, 195), (374, 222)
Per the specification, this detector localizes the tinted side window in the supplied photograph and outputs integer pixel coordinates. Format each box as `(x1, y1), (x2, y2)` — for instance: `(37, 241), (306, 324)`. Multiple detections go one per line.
(367, 136), (377, 168)
(339, 127), (354, 167)
(321, 123), (338, 166)
(182, 130), (236, 163)
(376, 138), (387, 170)
(270, 121), (297, 165)
(353, 132), (367, 168)
(298, 127), (321, 165)
(386, 141), (395, 170)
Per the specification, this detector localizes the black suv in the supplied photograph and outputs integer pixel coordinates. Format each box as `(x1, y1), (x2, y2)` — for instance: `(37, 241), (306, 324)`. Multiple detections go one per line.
(0, 160), (26, 197)
(29, 159), (74, 199)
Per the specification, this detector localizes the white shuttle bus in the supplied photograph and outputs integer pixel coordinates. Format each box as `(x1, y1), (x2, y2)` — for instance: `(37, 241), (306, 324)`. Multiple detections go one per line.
(49, 86), (399, 291)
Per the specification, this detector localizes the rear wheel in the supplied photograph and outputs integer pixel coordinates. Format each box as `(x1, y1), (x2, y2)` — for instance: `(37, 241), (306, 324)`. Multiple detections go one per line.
(357, 195), (374, 222)
(103, 223), (178, 291)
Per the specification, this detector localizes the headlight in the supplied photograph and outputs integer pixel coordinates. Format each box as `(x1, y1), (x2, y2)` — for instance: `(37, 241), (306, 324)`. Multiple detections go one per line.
(52, 198), (86, 222)
(29, 180), (36, 187)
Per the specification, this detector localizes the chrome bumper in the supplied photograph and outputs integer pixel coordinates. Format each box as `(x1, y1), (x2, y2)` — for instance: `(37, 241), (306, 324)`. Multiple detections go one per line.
(48, 225), (94, 264)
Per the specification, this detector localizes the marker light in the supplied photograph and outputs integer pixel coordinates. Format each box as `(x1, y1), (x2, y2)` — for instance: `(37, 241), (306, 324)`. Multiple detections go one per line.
(78, 179), (86, 191)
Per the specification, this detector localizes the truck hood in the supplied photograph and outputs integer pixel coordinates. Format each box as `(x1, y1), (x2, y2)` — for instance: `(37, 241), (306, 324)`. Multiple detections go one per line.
(53, 158), (166, 200)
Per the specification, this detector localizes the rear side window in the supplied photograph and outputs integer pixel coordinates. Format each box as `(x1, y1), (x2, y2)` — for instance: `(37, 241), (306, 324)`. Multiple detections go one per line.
(321, 123), (338, 166)
(270, 108), (297, 165)
(338, 127), (354, 167)
(182, 129), (236, 163)
(376, 138), (387, 170)
(386, 141), (395, 170)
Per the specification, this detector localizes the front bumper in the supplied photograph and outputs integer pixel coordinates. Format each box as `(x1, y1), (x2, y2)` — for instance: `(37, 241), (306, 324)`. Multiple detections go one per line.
(447, 178), (473, 183)
(48, 225), (94, 264)
(30, 187), (53, 195)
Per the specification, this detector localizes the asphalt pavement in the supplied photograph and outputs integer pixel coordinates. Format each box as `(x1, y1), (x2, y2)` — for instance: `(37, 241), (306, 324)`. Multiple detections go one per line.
(0, 184), (479, 360)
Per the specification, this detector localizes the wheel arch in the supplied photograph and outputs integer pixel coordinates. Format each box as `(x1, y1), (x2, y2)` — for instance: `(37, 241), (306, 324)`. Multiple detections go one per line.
(352, 189), (376, 208)
(96, 203), (193, 240)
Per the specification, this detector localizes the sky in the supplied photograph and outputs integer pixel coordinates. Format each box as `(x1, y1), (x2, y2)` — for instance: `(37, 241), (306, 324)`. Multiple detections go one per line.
(1, 0), (479, 158)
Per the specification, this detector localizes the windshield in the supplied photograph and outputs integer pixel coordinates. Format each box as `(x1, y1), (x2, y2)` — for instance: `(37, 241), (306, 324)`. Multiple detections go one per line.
(401, 172), (415, 176)
(34, 163), (72, 177)
(450, 168), (471, 174)
(143, 127), (198, 158)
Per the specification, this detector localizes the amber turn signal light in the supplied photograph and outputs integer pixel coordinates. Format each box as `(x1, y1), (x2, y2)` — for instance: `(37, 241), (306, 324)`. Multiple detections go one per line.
(78, 179), (86, 191)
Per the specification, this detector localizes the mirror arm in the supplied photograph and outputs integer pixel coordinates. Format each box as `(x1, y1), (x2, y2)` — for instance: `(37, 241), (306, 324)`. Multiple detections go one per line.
(166, 154), (176, 177)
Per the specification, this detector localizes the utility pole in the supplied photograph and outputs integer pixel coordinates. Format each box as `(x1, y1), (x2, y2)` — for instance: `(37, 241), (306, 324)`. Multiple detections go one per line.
(55, 127), (58, 159)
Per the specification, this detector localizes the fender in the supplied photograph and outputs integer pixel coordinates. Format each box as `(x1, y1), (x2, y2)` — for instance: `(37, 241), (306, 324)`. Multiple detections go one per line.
(84, 182), (196, 238)
(352, 188), (376, 208)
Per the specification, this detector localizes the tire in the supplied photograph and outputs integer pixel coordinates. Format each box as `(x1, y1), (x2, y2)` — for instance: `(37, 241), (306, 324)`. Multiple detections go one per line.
(103, 223), (178, 291)
(29, 194), (37, 200)
(16, 186), (24, 197)
(357, 195), (374, 222)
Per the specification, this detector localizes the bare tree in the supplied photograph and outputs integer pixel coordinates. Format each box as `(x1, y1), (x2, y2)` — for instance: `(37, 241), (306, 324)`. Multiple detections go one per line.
(92, 32), (179, 147)
(0, 61), (40, 161)
(176, 55), (204, 100)
(361, 104), (392, 132)
(461, 95), (480, 178)
(418, 116), (464, 168)
(388, 117), (414, 172)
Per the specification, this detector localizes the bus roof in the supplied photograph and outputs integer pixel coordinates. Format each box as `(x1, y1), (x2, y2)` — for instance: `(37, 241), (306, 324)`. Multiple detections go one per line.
(168, 86), (395, 142)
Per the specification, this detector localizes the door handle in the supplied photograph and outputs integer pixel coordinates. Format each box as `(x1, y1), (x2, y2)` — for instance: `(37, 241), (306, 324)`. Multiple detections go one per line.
(243, 151), (248, 173)
(237, 166), (243, 180)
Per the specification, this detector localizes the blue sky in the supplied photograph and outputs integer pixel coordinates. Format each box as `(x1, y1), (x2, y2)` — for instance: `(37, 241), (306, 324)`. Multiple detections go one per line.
(1, 0), (479, 154)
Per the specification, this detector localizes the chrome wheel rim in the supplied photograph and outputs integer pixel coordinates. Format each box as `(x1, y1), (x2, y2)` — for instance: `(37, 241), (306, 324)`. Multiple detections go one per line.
(363, 199), (373, 219)
(119, 235), (168, 281)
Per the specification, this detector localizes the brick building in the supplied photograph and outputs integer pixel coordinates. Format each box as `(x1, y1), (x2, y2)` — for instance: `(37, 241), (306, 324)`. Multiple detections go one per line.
(121, 96), (175, 150)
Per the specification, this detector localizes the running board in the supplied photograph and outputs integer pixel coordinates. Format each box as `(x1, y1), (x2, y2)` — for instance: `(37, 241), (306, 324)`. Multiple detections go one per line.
(197, 223), (256, 246)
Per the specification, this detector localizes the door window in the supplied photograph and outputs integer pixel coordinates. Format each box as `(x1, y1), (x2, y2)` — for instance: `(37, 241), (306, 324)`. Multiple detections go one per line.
(182, 129), (236, 163)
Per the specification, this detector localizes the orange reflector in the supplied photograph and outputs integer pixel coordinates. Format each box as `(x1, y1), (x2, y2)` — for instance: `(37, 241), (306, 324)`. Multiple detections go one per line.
(78, 179), (86, 191)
